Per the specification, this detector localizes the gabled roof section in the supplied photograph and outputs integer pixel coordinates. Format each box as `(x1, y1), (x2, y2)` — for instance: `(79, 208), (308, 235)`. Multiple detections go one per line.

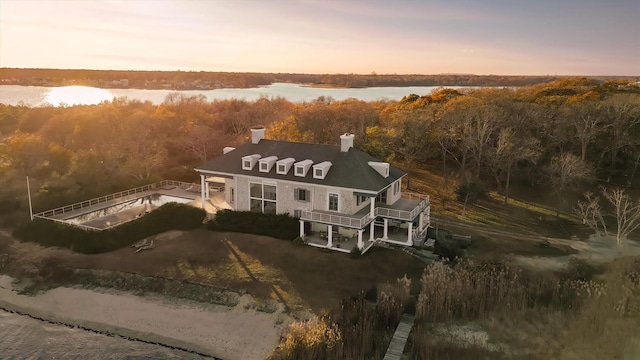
(195, 140), (406, 192)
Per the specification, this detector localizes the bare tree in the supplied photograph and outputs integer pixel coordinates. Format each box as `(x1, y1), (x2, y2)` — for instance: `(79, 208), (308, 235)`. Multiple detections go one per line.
(601, 94), (640, 168)
(564, 102), (604, 161)
(547, 153), (593, 217)
(487, 128), (541, 204)
(575, 191), (607, 235)
(602, 187), (640, 245)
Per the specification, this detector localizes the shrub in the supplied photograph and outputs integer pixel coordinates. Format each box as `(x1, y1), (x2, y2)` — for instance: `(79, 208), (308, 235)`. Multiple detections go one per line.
(434, 238), (465, 261)
(293, 236), (306, 246)
(13, 203), (206, 254)
(455, 182), (487, 203)
(207, 210), (299, 240)
(0, 198), (20, 215)
(350, 246), (362, 258)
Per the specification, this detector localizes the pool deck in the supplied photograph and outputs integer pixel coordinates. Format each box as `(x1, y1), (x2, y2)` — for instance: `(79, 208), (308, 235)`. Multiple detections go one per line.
(39, 185), (224, 230)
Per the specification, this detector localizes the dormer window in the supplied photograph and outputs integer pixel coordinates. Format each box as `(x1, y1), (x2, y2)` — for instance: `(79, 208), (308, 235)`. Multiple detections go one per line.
(258, 156), (277, 173)
(294, 159), (313, 177)
(368, 161), (389, 178)
(312, 161), (332, 179)
(241, 154), (261, 170)
(276, 157), (295, 175)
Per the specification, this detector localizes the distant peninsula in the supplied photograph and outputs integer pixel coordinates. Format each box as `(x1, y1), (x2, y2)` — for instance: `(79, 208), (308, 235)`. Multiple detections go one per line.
(0, 68), (636, 91)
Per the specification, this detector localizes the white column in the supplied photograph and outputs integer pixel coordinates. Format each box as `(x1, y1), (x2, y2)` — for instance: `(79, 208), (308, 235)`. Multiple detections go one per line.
(419, 212), (424, 232)
(205, 180), (210, 199)
(383, 218), (389, 239)
(369, 197), (375, 218)
(407, 221), (413, 244)
(357, 230), (364, 250)
(299, 220), (305, 237)
(369, 222), (375, 241)
(200, 174), (206, 209)
(327, 225), (333, 247)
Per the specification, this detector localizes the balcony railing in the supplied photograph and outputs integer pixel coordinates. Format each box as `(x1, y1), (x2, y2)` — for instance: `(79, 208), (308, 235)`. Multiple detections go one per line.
(300, 210), (372, 228)
(375, 193), (430, 221)
(300, 193), (430, 227)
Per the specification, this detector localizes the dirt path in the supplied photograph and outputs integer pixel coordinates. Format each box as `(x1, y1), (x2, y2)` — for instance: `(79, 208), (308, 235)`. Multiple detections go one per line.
(430, 216), (640, 271)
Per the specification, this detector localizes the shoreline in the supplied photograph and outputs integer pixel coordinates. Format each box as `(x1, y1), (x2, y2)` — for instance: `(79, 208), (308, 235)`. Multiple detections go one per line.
(0, 274), (290, 360)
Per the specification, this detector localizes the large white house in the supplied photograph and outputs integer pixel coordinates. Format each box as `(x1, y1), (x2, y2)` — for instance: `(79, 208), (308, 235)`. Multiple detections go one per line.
(194, 127), (430, 253)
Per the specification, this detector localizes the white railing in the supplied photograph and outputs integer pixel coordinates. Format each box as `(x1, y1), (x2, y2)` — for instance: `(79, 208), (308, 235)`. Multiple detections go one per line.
(376, 193), (430, 221)
(401, 192), (430, 202)
(300, 192), (431, 227)
(33, 215), (103, 231)
(160, 180), (201, 193)
(300, 210), (372, 228)
(35, 179), (200, 218)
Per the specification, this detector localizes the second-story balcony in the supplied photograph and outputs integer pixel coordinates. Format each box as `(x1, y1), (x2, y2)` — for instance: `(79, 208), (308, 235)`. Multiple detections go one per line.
(375, 192), (430, 221)
(299, 210), (373, 229)
(299, 192), (429, 228)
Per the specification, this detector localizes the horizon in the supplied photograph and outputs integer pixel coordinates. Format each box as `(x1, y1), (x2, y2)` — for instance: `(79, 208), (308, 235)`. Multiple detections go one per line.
(1, 67), (638, 78)
(1, 0), (639, 76)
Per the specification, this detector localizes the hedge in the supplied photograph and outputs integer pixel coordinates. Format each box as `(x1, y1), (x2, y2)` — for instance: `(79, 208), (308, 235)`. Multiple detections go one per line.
(13, 202), (206, 254)
(207, 210), (299, 240)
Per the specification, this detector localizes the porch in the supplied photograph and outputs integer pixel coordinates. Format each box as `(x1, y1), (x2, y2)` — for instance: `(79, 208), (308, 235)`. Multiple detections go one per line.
(303, 227), (378, 254)
(302, 223), (426, 254)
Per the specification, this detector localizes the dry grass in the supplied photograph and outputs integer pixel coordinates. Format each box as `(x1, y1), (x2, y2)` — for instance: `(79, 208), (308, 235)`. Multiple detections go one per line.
(269, 276), (412, 360)
(409, 257), (640, 359)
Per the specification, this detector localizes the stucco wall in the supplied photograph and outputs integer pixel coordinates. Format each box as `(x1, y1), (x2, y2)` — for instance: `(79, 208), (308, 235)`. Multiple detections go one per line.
(234, 176), (250, 211)
(276, 181), (313, 215)
(234, 175), (374, 217)
(388, 179), (402, 204)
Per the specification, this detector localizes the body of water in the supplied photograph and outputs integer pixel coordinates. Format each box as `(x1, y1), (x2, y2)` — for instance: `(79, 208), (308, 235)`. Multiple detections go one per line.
(0, 83), (462, 107)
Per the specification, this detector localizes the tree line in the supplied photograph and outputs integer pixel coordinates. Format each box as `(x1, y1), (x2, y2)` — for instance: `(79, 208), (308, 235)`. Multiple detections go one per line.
(0, 77), (639, 222)
(3, 67), (637, 89)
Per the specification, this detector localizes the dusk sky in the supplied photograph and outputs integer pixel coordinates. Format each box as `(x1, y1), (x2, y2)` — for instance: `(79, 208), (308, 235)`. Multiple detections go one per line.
(1, 0), (638, 75)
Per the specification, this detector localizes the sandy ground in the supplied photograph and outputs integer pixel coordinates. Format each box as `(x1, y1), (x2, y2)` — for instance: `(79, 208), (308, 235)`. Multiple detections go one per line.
(0, 275), (290, 360)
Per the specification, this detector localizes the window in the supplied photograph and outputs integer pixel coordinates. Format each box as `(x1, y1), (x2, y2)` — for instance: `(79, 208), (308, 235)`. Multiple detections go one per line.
(243, 160), (251, 169)
(328, 193), (339, 211)
(356, 194), (368, 206)
(393, 181), (400, 195)
(315, 168), (322, 177)
(278, 164), (285, 173)
(230, 187), (235, 204)
(295, 167), (304, 175)
(249, 182), (277, 214)
(260, 162), (268, 171)
(294, 188), (309, 202)
(376, 191), (387, 204)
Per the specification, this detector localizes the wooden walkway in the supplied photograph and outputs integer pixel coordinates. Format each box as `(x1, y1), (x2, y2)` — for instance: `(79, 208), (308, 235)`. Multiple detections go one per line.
(383, 313), (415, 360)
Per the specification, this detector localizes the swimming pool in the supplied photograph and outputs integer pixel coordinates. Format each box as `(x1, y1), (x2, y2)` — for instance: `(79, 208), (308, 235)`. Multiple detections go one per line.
(63, 194), (195, 229)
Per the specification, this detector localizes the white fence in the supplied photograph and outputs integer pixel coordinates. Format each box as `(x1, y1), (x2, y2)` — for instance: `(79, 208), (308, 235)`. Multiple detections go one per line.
(35, 180), (199, 218)
(300, 210), (372, 228)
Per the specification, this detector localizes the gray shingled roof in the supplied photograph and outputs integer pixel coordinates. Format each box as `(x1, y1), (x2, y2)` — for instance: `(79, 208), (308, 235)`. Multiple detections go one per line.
(195, 139), (406, 193)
